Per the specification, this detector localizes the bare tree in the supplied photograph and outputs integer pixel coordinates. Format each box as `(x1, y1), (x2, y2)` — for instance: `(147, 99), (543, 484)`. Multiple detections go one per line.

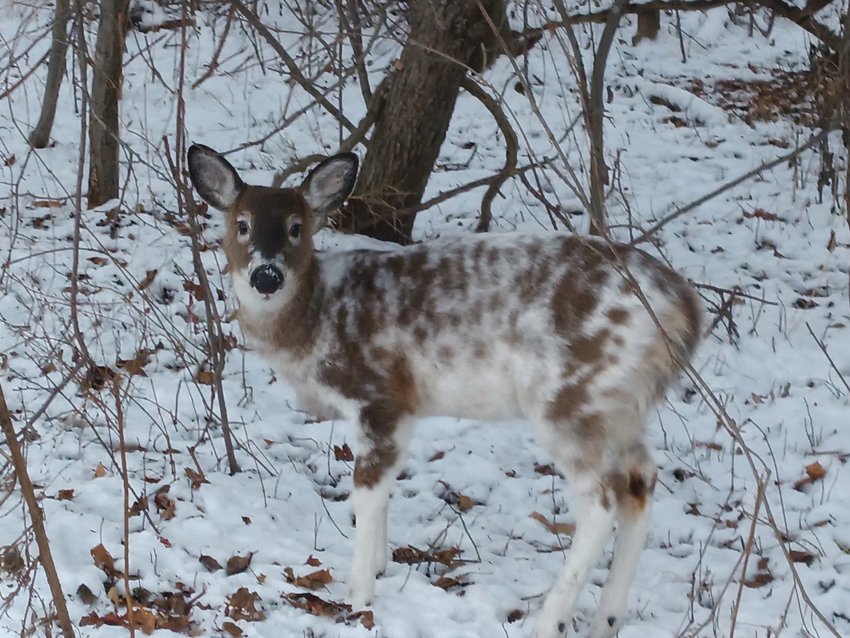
(29, 0), (71, 148)
(340, 0), (516, 244)
(88, 0), (130, 208)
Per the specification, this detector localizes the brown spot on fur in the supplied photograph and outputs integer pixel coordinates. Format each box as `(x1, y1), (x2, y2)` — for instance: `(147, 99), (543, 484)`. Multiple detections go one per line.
(607, 307), (629, 324)
(353, 442), (397, 487)
(551, 274), (598, 337)
(569, 329), (610, 363)
(608, 468), (657, 512)
(547, 380), (589, 421)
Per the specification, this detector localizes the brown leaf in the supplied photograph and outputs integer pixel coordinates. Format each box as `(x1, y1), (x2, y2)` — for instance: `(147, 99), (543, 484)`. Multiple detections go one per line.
(138, 270), (157, 291)
(129, 496), (148, 517)
(534, 462), (560, 477)
(32, 198), (65, 208)
(196, 370), (216, 385)
(199, 555), (222, 572)
(392, 545), (462, 568)
(742, 571), (774, 588)
(226, 553), (253, 576)
(805, 461), (827, 482)
(183, 280), (205, 302)
(117, 351), (150, 377)
(284, 567), (333, 590)
(225, 587), (265, 621)
(94, 462), (108, 478)
(184, 467), (209, 489)
(222, 621), (243, 637)
(80, 612), (128, 628)
(131, 606), (157, 635)
(428, 450), (445, 462)
(154, 485), (176, 520)
(433, 574), (468, 590)
(3, 155), (15, 167)
(76, 583), (98, 605)
(241, 516), (251, 525)
(457, 494), (475, 512)
(348, 610), (375, 629)
(57, 489), (75, 501)
(91, 544), (116, 574)
(333, 443), (354, 462)
(789, 549), (816, 566)
(283, 592), (350, 619)
(530, 511), (576, 536)
(305, 555), (321, 567)
(507, 609), (525, 623)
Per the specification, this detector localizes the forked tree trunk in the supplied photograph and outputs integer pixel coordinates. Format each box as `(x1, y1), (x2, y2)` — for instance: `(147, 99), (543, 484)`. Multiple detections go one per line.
(88, 0), (129, 208)
(342, 0), (508, 244)
(29, 0), (71, 148)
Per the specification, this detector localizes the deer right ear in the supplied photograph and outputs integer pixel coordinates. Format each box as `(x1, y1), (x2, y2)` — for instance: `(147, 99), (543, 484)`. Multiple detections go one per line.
(187, 144), (245, 211)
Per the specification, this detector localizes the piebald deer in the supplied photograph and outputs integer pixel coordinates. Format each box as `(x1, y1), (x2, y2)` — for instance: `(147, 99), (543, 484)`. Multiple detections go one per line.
(187, 144), (701, 638)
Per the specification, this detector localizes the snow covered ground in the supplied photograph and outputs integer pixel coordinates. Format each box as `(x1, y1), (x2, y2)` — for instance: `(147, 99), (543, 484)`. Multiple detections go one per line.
(1, 1), (849, 637)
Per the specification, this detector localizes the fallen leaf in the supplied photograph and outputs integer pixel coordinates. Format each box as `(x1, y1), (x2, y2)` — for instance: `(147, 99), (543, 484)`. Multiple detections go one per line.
(138, 270), (157, 291)
(457, 494), (475, 512)
(530, 511), (576, 536)
(428, 450), (445, 462)
(226, 587), (265, 622)
(117, 350), (150, 377)
(57, 489), (75, 500)
(788, 549), (816, 566)
(199, 555), (222, 572)
(507, 609), (525, 623)
(433, 574), (468, 590)
(76, 583), (98, 605)
(226, 553), (253, 576)
(91, 544), (116, 575)
(805, 461), (827, 482)
(184, 467), (209, 489)
(283, 591), (350, 618)
(392, 545), (462, 568)
(222, 621), (243, 637)
(131, 606), (157, 635)
(348, 610), (375, 629)
(284, 567), (333, 590)
(196, 370), (215, 385)
(129, 496), (148, 517)
(742, 571), (774, 588)
(333, 443), (354, 462)
(305, 555), (321, 567)
(154, 485), (176, 520)
(32, 198), (65, 208)
(241, 516), (251, 525)
(94, 462), (108, 478)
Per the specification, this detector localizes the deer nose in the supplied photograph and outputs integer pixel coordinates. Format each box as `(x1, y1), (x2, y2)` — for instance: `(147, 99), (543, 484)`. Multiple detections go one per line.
(249, 264), (284, 294)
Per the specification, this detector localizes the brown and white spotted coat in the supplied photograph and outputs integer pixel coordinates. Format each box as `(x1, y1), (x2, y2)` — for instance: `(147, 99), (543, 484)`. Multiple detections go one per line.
(187, 145), (701, 638)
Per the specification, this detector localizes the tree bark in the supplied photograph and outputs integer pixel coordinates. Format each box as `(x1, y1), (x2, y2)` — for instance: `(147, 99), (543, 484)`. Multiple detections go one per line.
(88, 0), (129, 208)
(341, 0), (509, 244)
(29, 0), (71, 148)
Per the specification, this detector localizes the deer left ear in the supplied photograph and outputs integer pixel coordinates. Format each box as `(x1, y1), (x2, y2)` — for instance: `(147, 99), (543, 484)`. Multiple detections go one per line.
(300, 153), (359, 217)
(187, 144), (245, 211)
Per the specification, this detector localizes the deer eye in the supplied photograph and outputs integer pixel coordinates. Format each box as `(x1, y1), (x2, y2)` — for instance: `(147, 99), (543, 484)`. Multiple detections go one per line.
(237, 220), (249, 236)
(288, 221), (301, 239)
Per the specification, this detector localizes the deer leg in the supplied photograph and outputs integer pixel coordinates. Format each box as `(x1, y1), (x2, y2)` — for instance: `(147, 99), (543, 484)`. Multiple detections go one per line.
(589, 448), (657, 638)
(348, 410), (412, 609)
(532, 474), (616, 638)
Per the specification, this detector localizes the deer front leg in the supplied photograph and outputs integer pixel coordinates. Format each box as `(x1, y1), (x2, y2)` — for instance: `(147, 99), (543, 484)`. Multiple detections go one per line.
(348, 408), (413, 609)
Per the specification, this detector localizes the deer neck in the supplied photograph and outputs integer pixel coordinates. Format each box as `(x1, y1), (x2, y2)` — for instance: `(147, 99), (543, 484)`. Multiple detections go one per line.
(232, 258), (324, 358)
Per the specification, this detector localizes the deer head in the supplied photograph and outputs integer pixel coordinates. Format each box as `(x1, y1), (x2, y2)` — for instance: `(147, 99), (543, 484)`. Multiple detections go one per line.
(187, 144), (358, 297)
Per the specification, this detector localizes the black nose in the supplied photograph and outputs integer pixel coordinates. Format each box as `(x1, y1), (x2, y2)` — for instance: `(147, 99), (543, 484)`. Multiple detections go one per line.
(249, 264), (284, 294)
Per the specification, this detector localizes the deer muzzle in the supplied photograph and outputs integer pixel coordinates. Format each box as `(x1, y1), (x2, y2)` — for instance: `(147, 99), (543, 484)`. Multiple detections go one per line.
(249, 264), (284, 295)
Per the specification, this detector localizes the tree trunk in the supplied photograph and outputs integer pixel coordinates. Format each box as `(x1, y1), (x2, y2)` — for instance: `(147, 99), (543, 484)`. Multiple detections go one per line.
(29, 0), (71, 148)
(88, 0), (129, 208)
(341, 0), (508, 244)
(633, 11), (661, 44)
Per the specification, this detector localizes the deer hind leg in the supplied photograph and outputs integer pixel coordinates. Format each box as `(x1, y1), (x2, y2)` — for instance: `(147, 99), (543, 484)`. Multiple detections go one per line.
(531, 442), (618, 638)
(348, 408), (413, 610)
(589, 443), (657, 638)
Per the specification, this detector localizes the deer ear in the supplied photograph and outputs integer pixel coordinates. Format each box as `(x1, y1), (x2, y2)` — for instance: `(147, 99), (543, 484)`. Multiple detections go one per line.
(187, 144), (245, 210)
(300, 153), (359, 218)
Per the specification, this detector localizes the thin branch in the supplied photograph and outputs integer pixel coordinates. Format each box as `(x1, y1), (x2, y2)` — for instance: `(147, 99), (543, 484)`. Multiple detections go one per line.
(0, 384), (74, 638)
(632, 130), (828, 244)
(230, 0), (357, 132)
(806, 322), (850, 395)
(459, 78), (518, 233)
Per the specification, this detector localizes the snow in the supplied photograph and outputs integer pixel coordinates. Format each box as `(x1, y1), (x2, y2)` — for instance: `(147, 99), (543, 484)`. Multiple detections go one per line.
(1, 1), (849, 637)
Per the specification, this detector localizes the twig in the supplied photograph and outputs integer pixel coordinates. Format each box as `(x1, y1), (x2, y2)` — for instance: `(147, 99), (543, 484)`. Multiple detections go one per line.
(230, 0), (357, 132)
(460, 77), (518, 233)
(632, 130), (828, 244)
(191, 5), (235, 89)
(729, 478), (766, 638)
(112, 377), (137, 637)
(0, 384), (74, 638)
(806, 322), (850, 395)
